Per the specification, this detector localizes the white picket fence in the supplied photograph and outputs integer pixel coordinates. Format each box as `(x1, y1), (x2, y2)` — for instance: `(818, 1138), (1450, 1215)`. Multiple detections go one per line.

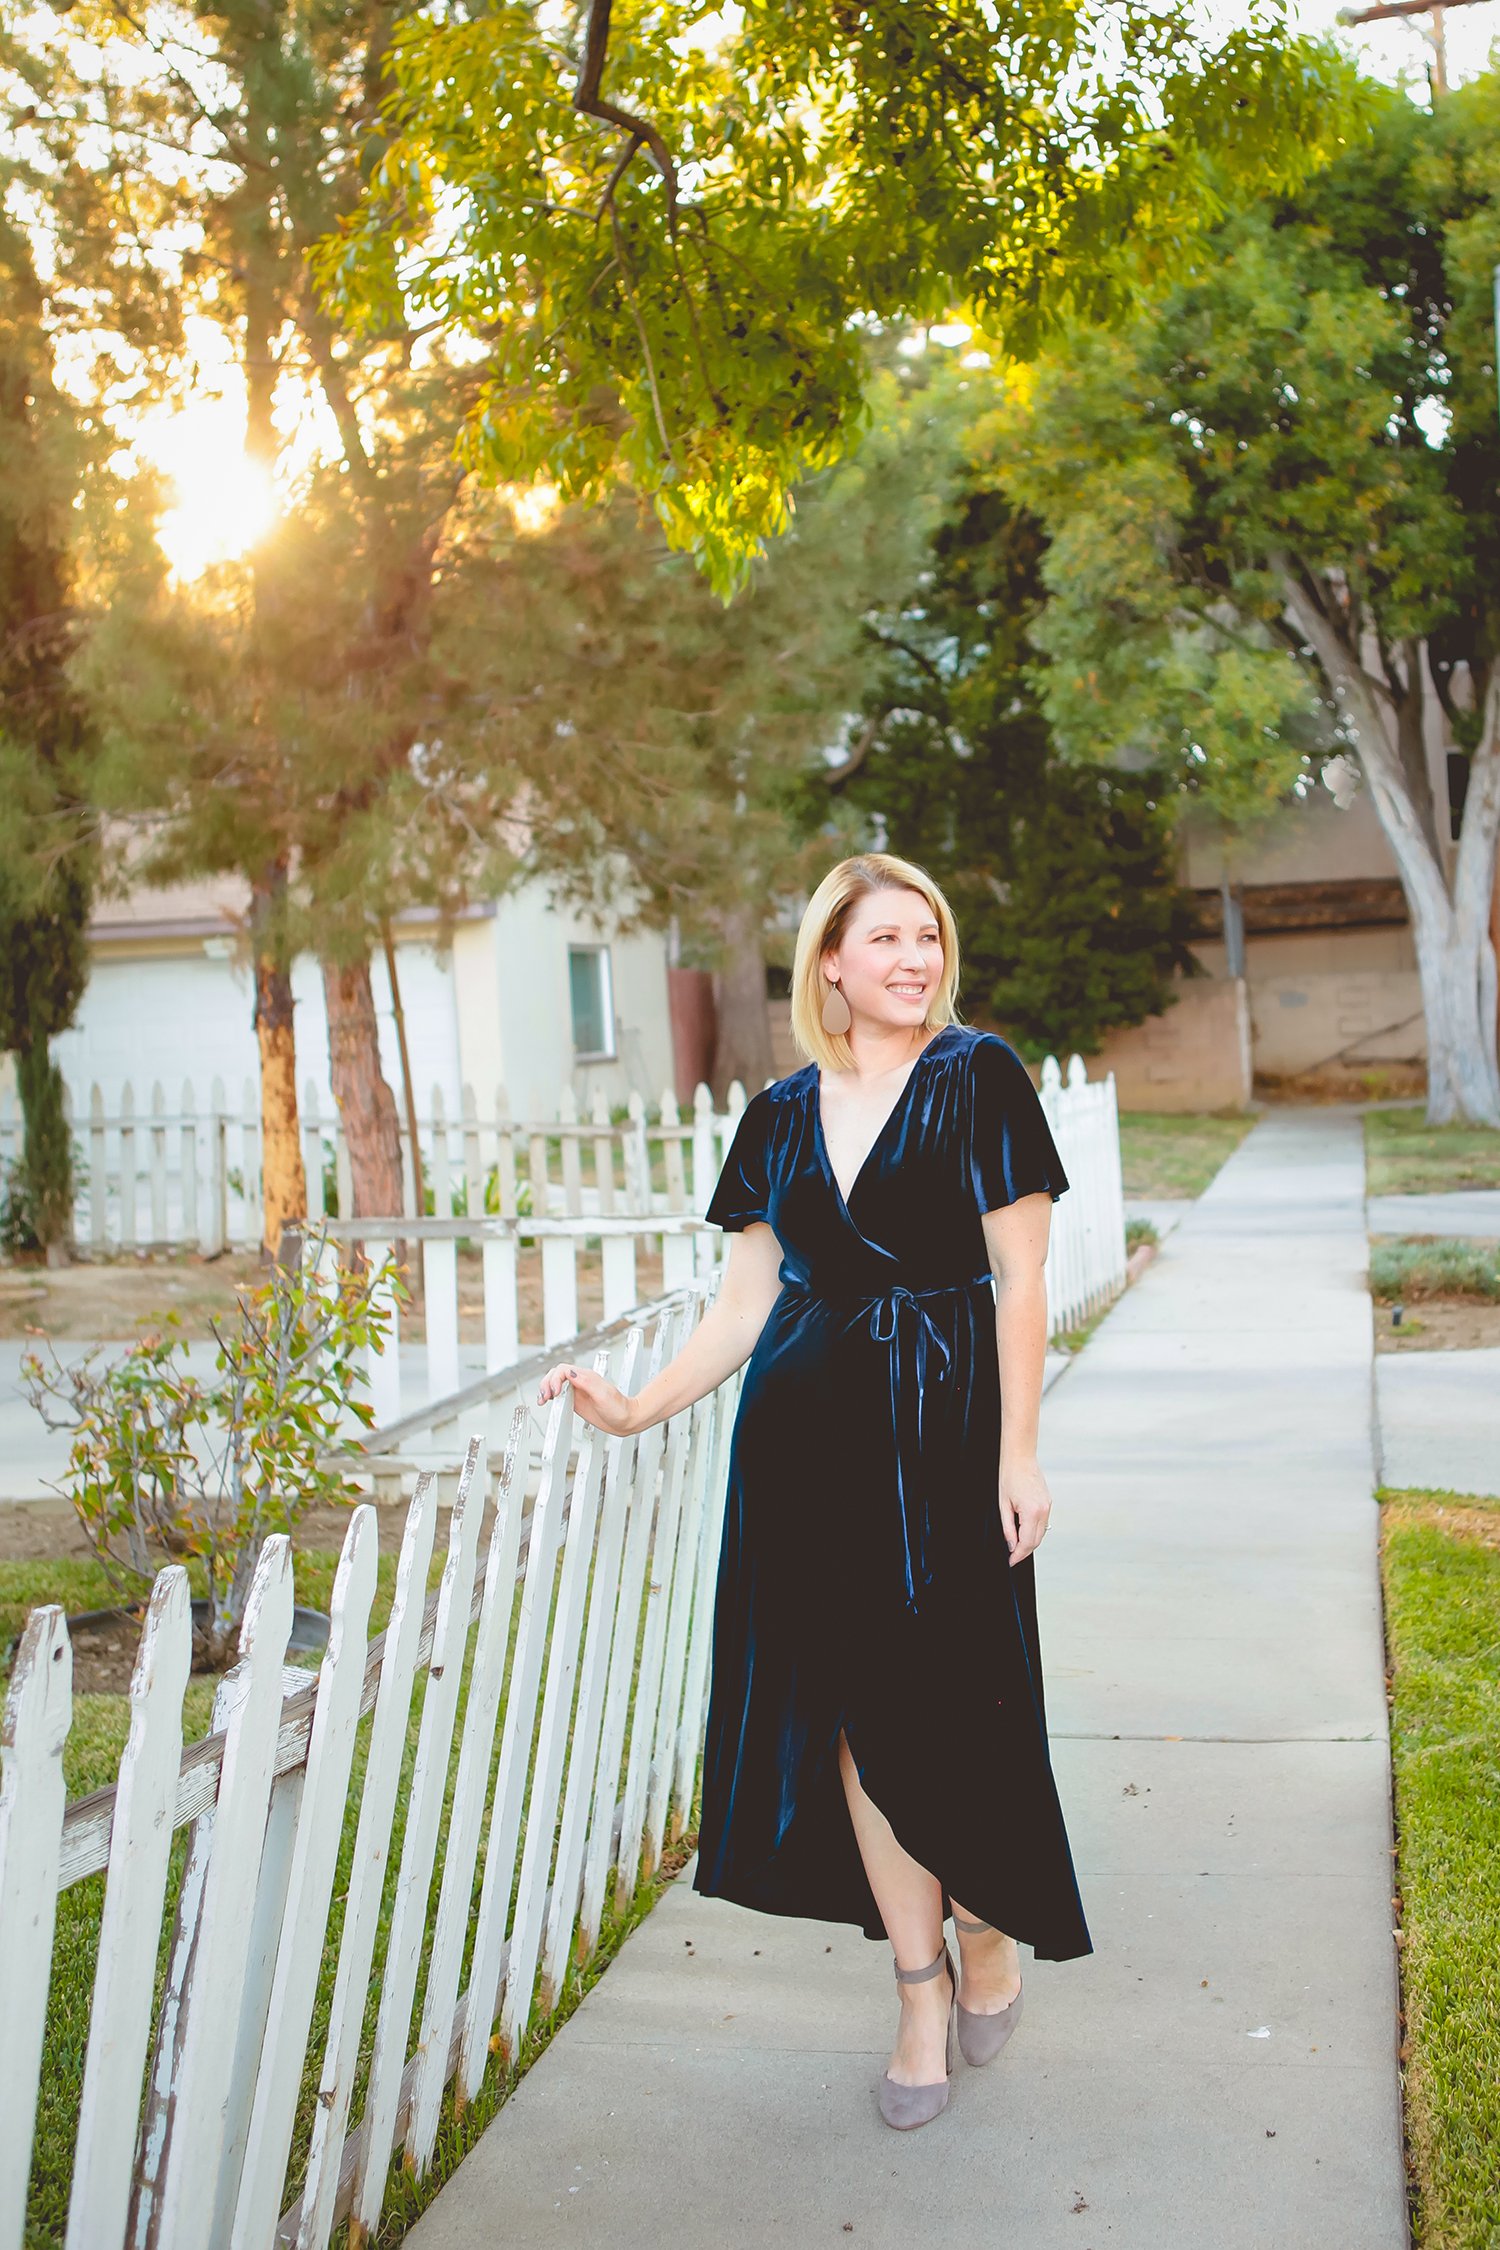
(1038, 1052), (1128, 1338)
(2, 1056), (1125, 1465)
(315, 1052), (1127, 1464)
(0, 1078), (745, 1256)
(0, 1283), (736, 2250)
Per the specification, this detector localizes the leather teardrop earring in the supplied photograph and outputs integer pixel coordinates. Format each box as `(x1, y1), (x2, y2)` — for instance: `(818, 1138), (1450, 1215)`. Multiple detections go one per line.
(820, 978), (852, 1035)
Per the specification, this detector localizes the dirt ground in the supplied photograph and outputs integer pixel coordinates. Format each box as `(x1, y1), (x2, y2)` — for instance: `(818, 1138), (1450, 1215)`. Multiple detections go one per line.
(0, 1254), (266, 1342)
(1373, 1297), (1500, 1353)
(0, 1494), (418, 1566)
(0, 1244), (667, 1349)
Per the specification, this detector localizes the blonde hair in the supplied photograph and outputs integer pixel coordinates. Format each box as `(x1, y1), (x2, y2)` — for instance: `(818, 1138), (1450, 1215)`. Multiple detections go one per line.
(789, 853), (964, 1071)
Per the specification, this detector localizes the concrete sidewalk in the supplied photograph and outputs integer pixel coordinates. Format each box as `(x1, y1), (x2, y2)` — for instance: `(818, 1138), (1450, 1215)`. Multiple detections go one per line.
(1368, 1188), (1500, 1238)
(1377, 1346), (1500, 1499)
(408, 1109), (1406, 2250)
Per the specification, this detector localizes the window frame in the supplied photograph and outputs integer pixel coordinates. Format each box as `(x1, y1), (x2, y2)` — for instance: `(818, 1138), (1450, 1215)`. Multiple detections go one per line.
(567, 942), (617, 1062)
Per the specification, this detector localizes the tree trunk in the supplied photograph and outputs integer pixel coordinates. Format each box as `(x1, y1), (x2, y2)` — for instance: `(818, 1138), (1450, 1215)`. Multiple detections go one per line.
(250, 867), (307, 1258)
(711, 904), (775, 1098)
(15, 1037), (73, 1263)
(323, 952), (405, 1218)
(380, 920), (425, 1212)
(1278, 573), (1500, 1126)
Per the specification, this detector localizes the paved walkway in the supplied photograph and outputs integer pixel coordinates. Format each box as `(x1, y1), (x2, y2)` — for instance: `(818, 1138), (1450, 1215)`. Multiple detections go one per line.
(1377, 1347), (1500, 1498)
(1368, 1188), (1500, 1238)
(408, 1108), (1405, 2250)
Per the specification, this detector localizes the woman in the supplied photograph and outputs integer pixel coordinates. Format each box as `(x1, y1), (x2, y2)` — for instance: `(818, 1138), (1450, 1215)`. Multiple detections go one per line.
(539, 851), (1092, 2131)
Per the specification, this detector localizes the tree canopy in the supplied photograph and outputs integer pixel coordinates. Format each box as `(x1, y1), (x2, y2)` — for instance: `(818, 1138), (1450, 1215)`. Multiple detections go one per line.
(986, 74), (1500, 1120)
(320, 0), (1359, 592)
(835, 481), (1198, 1059)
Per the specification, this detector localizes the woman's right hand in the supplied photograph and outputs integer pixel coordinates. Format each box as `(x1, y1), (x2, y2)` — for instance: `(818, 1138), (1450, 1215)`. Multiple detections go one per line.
(536, 1361), (641, 1436)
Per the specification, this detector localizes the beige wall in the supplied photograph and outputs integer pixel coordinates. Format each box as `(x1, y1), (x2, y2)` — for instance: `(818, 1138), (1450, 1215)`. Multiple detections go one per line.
(1188, 926), (1426, 1076)
(1191, 925), (1418, 980)
(1083, 977), (1253, 1113)
(1179, 789), (1406, 888)
(1246, 970), (1425, 1077)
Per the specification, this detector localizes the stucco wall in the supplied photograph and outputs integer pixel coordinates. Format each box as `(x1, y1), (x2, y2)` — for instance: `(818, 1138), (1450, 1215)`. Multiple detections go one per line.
(1082, 977), (1253, 1113)
(49, 881), (674, 1124)
(1247, 971), (1426, 1076)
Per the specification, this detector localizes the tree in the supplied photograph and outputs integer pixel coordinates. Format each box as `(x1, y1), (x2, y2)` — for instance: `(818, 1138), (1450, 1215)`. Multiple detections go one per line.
(835, 483), (1198, 1059)
(451, 365), (965, 1089)
(0, 215), (95, 1259)
(991, 77), (1500, 1124)
(323, 0), (1359, 595)
(6, 2), (524, 1237)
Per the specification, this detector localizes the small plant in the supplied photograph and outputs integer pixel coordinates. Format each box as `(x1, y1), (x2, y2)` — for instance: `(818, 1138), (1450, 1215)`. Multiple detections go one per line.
(21, 1229), (407, 1667)
(1369, 1236), (1500, 1304)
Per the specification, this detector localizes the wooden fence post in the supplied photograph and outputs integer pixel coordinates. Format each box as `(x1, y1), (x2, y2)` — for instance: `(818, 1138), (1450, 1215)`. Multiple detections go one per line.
(228, 1509), (379, 2250)
(403, 1425), (525, 2173)
(89, 1085), (108, 1254)
(0, 1607), (72, 2250)
(66, 1572), (191, 2250)
(350, 1444), (485, 2238)
(119, 1081), (137, 1251)
(294, 1476), (439, 2250)
(149, 1083), (169, 1246)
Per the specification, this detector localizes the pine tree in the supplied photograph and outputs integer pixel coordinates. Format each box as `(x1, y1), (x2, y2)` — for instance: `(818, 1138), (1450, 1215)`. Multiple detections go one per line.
(0, 216), (95, 1259)
(838, 483), (1198, 1058)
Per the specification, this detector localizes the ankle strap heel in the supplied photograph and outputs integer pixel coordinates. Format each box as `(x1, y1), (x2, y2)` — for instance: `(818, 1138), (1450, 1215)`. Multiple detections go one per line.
(878, 1943), (957, 2130)
(951, 1919), (1024, 2067)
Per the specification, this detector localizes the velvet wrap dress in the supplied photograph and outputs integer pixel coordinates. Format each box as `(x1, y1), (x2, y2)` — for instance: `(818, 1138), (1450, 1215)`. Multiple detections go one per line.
(690, 1021), (1093, 1963)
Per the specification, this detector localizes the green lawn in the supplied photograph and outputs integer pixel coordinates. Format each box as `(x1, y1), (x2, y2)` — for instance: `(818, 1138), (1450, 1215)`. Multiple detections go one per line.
(1366, 1109), (1500, 1197)
(6, 1539), (688, 2249)
(1369, 1239), (1500, 1304)
(1117, 1110), (1257, 1199)
(1380, 1489), (1500, 2250)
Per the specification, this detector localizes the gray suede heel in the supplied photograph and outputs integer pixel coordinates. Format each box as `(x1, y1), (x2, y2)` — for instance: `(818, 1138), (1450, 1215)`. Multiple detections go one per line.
(877, 1942), (957, 2129)
(951, 1913), (1024, 2066)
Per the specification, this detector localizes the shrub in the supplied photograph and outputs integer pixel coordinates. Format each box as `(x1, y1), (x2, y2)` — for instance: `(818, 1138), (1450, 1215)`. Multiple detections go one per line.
(21, 1231), (406, 1665)
(1370, 1237), (1500, 1304)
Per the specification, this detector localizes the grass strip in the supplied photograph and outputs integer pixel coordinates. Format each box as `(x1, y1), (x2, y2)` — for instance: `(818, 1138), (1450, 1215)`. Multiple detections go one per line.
(1379, 1488), (1500, 2250)
(1370, 1239), (1500, 1304)
(1117, 1111), (1256, 1200)
(1366, 1111), (1500, 1198)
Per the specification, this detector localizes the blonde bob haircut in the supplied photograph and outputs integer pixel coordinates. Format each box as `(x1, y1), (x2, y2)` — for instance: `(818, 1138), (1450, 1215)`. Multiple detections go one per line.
(789, 852), (964, 1073)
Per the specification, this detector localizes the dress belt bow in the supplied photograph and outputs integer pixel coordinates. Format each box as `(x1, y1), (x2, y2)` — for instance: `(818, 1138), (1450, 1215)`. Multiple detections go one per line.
(792, 1274), (993, 1620)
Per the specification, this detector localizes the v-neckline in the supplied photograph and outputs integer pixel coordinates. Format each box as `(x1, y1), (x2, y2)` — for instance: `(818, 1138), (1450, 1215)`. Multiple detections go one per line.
(811, 1026), (953, 1218)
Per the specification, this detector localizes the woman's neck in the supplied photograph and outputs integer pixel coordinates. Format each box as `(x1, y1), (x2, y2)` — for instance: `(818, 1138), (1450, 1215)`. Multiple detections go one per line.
(840, 1022), (934, 1083)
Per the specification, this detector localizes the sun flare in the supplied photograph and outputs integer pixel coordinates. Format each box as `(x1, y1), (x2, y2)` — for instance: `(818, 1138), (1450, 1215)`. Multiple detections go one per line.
(140, 394), (277, 582)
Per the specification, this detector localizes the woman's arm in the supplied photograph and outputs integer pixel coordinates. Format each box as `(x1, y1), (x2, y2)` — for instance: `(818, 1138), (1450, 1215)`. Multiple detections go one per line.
(980, 1191), (1055, 1566)
(537, 1222), (785, 1435)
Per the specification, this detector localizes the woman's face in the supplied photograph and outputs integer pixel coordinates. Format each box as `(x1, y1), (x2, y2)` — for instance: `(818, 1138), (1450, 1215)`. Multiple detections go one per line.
(823, 887), (944, 1036)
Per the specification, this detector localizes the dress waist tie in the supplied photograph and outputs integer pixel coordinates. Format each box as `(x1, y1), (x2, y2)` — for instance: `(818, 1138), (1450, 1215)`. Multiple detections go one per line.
(784, 1274), (993, 1618)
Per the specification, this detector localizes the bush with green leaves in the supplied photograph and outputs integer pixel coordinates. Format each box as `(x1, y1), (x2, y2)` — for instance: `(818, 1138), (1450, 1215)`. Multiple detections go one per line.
(22, 1234), (406, 1665)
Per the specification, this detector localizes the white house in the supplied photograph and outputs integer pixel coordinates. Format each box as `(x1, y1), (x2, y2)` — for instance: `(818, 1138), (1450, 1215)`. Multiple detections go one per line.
(49, 874), (678, 1125)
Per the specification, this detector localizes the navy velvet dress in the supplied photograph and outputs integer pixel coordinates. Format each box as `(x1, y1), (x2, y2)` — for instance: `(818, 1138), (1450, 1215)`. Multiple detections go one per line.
(691, 1021), (1093, 1962)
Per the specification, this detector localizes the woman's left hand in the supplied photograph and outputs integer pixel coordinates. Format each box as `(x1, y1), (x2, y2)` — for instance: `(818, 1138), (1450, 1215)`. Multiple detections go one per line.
(999, 1458), (1052, 1565)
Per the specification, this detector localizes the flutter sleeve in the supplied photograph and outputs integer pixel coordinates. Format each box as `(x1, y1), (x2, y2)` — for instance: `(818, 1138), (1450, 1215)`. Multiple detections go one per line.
(967, 1033), (1070, 1213)
(704, 1090), (774, 1232)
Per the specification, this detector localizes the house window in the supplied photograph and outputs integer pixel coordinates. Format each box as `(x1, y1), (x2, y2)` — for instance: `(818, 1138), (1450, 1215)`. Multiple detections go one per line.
(568, 945), (615, 1059)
